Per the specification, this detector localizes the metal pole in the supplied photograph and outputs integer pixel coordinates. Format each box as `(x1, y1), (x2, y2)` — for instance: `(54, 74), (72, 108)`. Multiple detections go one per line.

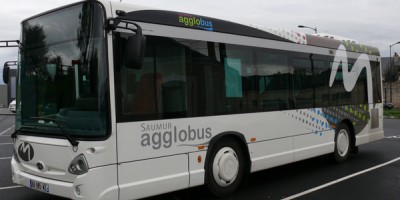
(390, 45), (392, 102)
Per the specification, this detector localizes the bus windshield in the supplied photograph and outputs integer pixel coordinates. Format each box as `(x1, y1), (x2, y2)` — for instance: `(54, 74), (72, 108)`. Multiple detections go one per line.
(16, 2), (109, 139)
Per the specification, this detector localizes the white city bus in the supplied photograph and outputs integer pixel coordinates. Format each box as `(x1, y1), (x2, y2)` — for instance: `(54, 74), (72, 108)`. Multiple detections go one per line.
(8, 0), (384, 199)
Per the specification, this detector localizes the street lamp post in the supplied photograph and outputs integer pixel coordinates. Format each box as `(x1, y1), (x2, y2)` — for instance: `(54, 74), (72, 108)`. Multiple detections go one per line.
(389, 41), (400, 102)
(298, 25), (317, 34)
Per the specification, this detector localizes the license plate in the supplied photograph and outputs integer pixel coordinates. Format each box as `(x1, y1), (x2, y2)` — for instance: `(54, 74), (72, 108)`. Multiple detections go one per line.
(29, 179), (49, 193)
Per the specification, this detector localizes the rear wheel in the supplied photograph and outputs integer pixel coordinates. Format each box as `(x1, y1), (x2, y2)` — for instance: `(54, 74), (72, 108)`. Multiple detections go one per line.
(206, 138), (245, 197)
(333, 123), (351, 163)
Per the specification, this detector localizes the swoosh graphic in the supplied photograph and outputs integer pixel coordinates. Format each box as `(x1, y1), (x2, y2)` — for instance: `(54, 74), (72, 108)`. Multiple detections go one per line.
(329, 44), (373, 109)
(197, 26), (213, 31)
(178, 140), (210, 147)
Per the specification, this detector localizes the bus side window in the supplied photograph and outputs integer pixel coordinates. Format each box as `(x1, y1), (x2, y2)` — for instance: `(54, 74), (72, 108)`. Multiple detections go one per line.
(314, 60), (331, 107)
(154, 39), (188, 119)
(255, 52), (290, 111)
(292, 57), (313, 109)
(132, 73), (163, 115)
(162, 80), (187, 118)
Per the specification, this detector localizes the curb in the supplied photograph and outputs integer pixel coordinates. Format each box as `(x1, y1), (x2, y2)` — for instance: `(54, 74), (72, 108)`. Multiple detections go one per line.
(383, 116), (400, 119)
(0, 109), (15, 116)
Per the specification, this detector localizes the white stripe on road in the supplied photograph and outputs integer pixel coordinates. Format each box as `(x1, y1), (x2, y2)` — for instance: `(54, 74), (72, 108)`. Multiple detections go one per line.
(0, 186), (23, 190)
(0, 126), (15, 136)
(385, 135), (400, 139)
(0, 157), (12, 160)
(282, 156), (400, 200)
(0, 143), (13, 145)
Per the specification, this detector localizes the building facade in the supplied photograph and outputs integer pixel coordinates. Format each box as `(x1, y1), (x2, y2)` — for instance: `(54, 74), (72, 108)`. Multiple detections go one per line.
(0, 84), (7, 108)
(382, 55), (400, 108)
(0, 68), (17, 108)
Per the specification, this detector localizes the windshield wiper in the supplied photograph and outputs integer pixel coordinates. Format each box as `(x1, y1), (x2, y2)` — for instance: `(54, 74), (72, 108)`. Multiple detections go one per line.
(30, 117), (79, 147)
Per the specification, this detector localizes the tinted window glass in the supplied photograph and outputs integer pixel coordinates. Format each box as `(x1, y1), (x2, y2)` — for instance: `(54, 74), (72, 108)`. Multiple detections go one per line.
(329, 62), (353, 106)
(292, 58), (313, 108)
(224, 44), (255, 113)
(371, 61), (382, 103)
(115, 35), (188, 121)
(114, 35), (381, 122)
(18, 2), (109, 138)
(354, 67), (368, 104)
(313, 60), (330, 107)
(255, 51), (290, 111)
(190, 41), (225, 116)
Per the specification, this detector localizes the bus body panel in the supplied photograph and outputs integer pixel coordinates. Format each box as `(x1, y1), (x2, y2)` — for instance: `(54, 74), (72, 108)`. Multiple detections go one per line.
(12, 134), (118, 178)
(116, 108), (334, 197)
(188, 151), (207, 187)
(11, 158), (118, 200)
(13, 136), (76, 182)
(249, 137), (294, 172)
(355, 110), (384, 146)
(118, 154), (189, 200)
(116, 109), (333, 162)
(11, 135), (119, 199)
(355, 127), (384, 146)
(293, 133), (335, 162)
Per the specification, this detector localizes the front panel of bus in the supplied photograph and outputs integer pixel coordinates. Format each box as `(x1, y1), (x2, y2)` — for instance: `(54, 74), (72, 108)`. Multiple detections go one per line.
(11, 2), (118, 199)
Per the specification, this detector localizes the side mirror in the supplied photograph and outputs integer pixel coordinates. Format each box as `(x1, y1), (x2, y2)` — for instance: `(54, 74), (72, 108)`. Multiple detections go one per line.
(3, 65), (9, 84)
(124, 33), (146, 69)
(107, 18), (146, 69)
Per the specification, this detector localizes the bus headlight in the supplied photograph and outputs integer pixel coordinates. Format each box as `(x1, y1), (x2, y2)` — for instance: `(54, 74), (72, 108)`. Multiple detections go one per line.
(68, 154), (89, 175)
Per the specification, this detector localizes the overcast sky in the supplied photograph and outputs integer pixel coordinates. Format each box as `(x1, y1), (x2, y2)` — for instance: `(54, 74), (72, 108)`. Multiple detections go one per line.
(1, 0), (400, 83)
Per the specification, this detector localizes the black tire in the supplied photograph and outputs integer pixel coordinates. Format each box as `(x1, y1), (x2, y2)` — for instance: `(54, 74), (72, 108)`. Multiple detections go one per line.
(206, 138), (246, 197)
(333, 123), (351, 163)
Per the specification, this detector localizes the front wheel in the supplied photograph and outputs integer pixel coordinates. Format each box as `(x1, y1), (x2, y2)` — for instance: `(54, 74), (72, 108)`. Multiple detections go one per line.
(333, 124), (351, 163)
(206, 138), (245, 197)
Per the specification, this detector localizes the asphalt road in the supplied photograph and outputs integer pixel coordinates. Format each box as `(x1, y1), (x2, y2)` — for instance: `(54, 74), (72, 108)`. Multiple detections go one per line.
(0, 112), (399, 200)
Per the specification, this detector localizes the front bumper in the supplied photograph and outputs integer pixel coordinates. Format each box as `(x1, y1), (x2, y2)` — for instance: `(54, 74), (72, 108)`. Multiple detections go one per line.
(11, 158), (118, 200)
(11, 158), (73, 198)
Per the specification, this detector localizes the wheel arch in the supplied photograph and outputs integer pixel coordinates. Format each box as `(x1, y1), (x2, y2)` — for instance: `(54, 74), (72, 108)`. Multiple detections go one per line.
(339, 119), (356, 150)
(204, 131), (251, 183)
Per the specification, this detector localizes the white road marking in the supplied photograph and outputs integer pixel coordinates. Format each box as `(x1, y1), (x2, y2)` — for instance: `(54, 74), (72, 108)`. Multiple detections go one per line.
(0, 157), (12, 160)
(0, 186), (23, 190)
(282, 156), (400, 200)
(0, 126), (15, 136)
(385, 135), (400, 139)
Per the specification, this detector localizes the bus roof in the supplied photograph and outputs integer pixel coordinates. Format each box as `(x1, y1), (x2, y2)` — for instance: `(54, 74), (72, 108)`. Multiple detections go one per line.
(110, 0), (379, 56)
(22, 0), (379, 56)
